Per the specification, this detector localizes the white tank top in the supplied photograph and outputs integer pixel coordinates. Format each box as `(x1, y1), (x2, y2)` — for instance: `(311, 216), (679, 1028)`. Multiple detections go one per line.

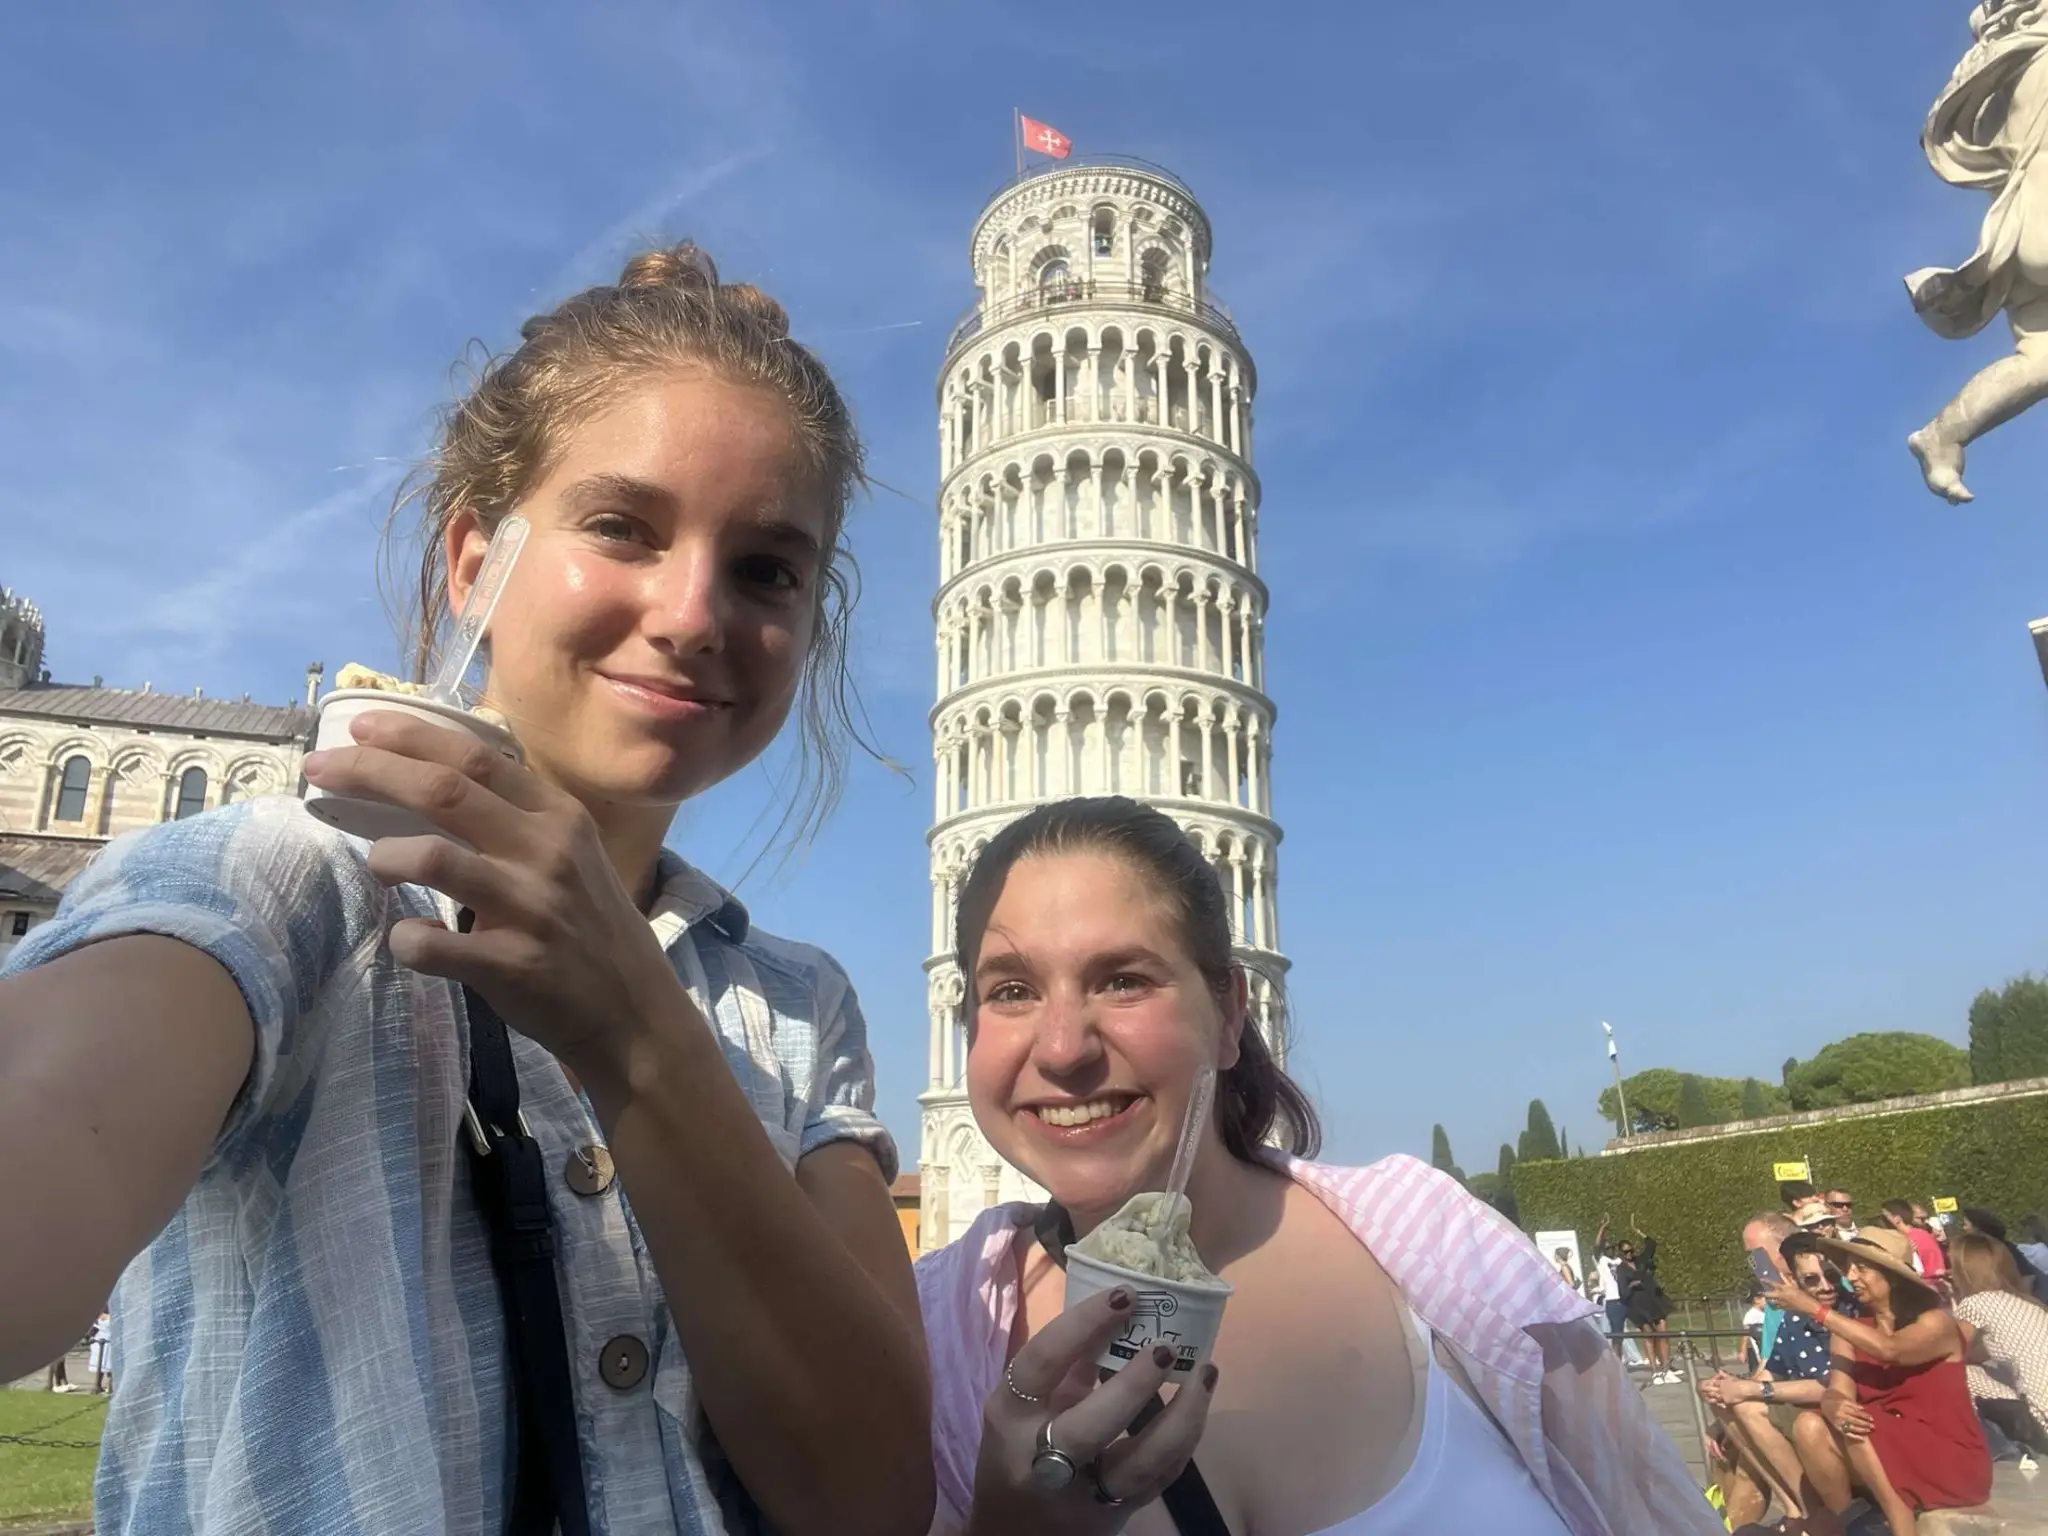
(1310, 1309), (1571, 1535)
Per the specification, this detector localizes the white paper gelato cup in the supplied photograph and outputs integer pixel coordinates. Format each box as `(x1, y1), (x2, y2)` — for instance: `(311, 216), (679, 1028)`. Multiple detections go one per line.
(301, 690), (522, 846)
(1063, 1249), (1232, 1377)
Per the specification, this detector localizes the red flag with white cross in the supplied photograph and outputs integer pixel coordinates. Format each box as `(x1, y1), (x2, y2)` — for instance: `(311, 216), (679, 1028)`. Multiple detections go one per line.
(1020, 114), (1071, 159)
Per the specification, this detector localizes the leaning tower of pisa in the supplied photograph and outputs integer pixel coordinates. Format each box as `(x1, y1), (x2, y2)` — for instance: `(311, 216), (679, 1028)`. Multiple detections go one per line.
(917, 155), (1283, 1250)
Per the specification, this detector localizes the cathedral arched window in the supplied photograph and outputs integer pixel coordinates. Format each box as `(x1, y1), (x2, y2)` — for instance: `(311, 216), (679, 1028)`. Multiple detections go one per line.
(1039, 259), (1071, 295)
(174, 766), (208, 820)
(52, 755), (90, 822)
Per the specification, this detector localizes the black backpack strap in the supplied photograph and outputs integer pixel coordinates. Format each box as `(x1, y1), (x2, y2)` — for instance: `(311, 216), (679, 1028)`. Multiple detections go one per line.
(457, 909), (592, 1536)
(1034, 1203), (1232, 1536)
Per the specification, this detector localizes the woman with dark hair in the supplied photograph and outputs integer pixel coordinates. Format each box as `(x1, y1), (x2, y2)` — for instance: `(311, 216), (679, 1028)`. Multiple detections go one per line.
(1770, 1228), (1991, 1536)
(915, 797), (1719, 1534)
(1950, 1232), (2048, 1454)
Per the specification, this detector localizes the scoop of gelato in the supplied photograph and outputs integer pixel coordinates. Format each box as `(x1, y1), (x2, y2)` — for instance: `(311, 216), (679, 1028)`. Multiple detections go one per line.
(334, 662), (426, 695)
(1069, 1192), (1224, 1286)
(332, 663), (509, 728)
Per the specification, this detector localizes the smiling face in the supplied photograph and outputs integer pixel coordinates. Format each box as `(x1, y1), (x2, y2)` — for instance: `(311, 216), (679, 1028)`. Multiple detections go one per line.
(446, 369), (824, 815)
(964, 849), (1242, 1225)
(1845, 1259), (1891, 1309)
(1790, 1251), (1833, 1301)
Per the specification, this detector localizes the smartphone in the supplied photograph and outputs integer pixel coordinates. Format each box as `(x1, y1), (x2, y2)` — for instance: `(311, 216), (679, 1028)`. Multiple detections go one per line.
(1748, 1246), (1781, 1285)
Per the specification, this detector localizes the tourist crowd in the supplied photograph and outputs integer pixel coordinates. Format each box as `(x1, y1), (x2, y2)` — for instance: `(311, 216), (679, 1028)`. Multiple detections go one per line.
(1612, 1180), (2048, 1535)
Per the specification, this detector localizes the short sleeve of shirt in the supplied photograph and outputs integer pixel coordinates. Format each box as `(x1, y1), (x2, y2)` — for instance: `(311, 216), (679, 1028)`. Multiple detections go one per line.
(1, 798), (385, 1158)
(799, 953), (898, 1184)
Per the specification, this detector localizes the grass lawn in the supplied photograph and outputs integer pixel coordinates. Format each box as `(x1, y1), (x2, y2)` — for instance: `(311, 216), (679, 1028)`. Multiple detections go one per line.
(0, 1389), (104, 1527)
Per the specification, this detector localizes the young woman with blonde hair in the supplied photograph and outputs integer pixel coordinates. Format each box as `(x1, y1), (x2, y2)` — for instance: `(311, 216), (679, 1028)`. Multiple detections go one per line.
(0, 243), (930, 1536)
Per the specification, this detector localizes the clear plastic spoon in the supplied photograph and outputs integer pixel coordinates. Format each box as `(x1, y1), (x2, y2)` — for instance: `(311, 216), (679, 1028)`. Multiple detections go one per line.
(426, 514), (529, 707)
(1162, 1064), (1218, 1215)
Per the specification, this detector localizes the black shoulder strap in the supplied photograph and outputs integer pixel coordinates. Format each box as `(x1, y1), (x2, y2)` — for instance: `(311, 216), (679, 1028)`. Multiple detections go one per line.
(458, 909), (592, 1536)
(1035, 1204), (1233, 1536)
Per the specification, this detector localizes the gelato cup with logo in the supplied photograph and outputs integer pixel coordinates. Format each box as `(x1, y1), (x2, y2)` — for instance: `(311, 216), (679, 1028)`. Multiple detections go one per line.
(301, 667), (520, 846)
(1061, 1191), (1232, 1376)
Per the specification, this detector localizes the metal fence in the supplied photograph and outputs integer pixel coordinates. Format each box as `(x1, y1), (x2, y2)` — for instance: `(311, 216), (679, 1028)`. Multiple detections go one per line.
(1608, 1321), (1763, 1489)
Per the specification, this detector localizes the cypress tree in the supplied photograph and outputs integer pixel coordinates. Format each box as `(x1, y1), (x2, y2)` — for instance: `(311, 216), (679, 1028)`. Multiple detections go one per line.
(1430, 1124), (1464, 1183)
(1519, 1099), (1562, 1161)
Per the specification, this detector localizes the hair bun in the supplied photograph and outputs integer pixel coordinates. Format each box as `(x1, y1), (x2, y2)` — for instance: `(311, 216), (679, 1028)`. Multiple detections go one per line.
(614, 243), (790, 337)
(617, 242), (719, 296)
(717, 282), (790, 338)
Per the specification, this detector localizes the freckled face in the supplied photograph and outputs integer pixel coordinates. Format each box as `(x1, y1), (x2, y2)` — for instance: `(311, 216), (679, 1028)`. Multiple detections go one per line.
(446, 369), (827, 811)
(964, 851), (1240, 1223)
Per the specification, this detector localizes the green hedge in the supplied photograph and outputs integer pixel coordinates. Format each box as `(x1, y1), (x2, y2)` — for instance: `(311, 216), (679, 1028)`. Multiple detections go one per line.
(1510, 1094), (2048, 1296)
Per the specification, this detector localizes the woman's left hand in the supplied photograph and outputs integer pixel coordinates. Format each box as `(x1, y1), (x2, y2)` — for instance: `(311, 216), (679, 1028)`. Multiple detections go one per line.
(303, 708), (688, 1080)
(1765, 1277), (1818, 1318)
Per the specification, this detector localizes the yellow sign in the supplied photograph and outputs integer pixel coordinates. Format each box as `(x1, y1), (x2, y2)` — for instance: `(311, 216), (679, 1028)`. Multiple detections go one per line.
(1932, 1197), (1959, 1215)
(1772, 1160), (1812, 1182)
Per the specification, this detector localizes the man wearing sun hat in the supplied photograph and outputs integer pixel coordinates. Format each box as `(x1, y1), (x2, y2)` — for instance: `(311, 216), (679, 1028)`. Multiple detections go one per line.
(1769, 1226), (1992, 1530)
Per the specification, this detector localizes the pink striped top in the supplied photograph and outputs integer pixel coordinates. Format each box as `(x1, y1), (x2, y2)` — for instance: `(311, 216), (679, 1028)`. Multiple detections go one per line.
(914, 1153), (1722, 1536)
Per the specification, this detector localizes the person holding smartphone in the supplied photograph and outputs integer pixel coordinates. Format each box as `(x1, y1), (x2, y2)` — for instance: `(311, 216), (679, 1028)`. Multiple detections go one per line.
(1699, 1219), (1842, 1529)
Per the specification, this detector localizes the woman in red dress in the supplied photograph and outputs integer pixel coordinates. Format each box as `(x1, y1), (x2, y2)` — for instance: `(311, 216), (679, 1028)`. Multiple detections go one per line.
(1770, 1227), (1991, 1536)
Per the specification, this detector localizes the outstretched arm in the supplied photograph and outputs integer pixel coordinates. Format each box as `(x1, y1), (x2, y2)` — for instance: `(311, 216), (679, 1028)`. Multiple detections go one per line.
(1770, 1280), (1961, 1368)
(0, 937), (250, 1378)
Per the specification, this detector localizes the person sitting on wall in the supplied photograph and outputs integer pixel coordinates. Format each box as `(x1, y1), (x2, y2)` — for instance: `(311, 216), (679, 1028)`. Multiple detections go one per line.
(1823, 1188), (1860, 1240)
(1740, 1286), (1766, 1376)
(1700, 1220), (1840, 1530)
(1951, 1231), (2048, 1458)
(1781, 1180), (1818, 1214)
(1881, 1199), (1949, 1288)
(1772, 1228), (1991, 1536)
(1959, 1206), (2044, 1298)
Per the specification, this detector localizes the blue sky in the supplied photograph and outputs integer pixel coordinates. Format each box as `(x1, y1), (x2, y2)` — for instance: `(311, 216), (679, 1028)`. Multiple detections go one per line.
(6, 2), (2046, 1171)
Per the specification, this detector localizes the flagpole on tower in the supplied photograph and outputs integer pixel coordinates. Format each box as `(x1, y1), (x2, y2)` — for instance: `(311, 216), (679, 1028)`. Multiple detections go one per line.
(1014, 107), (1023, 178)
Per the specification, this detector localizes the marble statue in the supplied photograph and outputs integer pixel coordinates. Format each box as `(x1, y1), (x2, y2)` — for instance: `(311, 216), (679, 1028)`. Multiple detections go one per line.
(1908, 0), (2048, 503)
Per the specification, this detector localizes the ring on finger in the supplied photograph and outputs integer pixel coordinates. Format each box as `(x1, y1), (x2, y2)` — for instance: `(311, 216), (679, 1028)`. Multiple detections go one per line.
(1029, 1419), (1079, 1492)
(1004, 1358), (1042, 1406)
(1089, 1462), (1125, 1508)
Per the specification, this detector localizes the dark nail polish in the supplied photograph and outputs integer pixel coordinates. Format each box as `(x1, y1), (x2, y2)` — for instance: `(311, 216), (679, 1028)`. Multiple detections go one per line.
(1201, 1364), (1219, 1392)
(1152, 1344), (1174, 1369)
(1108, 1287), (1132, 1311)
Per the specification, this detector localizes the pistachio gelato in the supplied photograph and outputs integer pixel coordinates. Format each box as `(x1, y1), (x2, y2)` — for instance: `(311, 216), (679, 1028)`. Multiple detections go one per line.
(333, 663), (508, 728)
(1068, 1192), (1224, 1286)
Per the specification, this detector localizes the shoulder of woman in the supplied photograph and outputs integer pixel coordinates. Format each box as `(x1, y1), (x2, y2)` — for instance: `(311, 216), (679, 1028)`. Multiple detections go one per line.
(914, 1202), (1034, 1296)
(10, 798), (391, 976)
(1288, 1155), (1592, 1312)
(914, 1202), (1034, 1501)
(702, 905), (859, 1004)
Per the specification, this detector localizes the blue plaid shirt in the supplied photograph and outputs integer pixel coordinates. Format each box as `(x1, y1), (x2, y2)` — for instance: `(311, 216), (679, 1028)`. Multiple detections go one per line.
(3, 796), (895, 1535)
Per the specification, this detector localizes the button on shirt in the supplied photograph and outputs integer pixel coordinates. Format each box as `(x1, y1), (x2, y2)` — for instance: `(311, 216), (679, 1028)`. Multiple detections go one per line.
(1, 798), (896, 1536)
(1765, 1310), (1836, 1383)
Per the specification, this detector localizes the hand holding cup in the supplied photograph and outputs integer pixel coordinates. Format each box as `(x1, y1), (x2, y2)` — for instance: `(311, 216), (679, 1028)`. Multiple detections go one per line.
(967, 1283), (1219, 1536)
